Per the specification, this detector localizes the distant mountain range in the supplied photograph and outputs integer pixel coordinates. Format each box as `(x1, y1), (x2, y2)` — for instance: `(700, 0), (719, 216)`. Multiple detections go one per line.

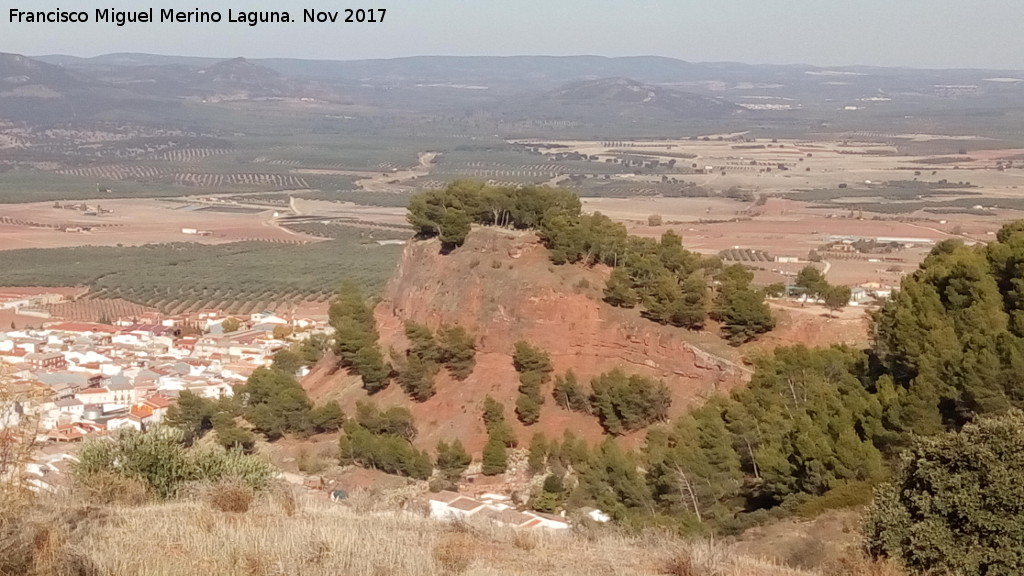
(539, 77), (743, 119)
(2, 51), (1023, 125)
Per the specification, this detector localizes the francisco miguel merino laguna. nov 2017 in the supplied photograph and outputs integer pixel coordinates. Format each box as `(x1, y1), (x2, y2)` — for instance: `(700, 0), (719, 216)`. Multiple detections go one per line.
(8, 8), (386, 26)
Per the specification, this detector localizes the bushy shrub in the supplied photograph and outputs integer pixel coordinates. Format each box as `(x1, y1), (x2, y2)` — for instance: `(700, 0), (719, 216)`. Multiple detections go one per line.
(74, 428), (274, 500)
(865, 411), (1024, 575)
(205, 477), (255, 513)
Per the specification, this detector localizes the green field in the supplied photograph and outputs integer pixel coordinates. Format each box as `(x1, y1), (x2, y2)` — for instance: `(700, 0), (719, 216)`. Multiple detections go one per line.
(0, 225), (403, 314)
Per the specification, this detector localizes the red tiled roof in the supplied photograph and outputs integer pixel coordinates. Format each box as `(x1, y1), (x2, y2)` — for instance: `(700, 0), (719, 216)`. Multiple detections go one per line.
(143, 394), (173, 409)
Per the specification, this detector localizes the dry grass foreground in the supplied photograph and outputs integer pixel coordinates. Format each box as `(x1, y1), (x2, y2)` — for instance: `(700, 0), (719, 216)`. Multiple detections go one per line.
(0, 488), (907, 576)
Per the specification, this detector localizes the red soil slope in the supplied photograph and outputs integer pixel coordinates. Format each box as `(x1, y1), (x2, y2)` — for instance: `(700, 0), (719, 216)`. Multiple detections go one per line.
(304, 228), (745, 452)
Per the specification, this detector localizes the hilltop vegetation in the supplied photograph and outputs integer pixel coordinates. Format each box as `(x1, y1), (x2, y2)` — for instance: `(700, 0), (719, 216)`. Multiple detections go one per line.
(408, 180), (775, 344)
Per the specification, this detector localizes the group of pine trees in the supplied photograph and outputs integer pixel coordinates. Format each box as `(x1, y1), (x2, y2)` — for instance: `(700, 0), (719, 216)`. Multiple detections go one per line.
(338, 402), (433, 480)
(394, 320), (477, 401)
(407, 180), (582, 250)
(407, 181), (777, 344)
(165, 353), (344, 449)
(485, 344), (885, 531)
(180, 183), (1024, 565)
(329, 281), (478, 401)
(509, 339), (674, 434)
(329, 281), (390, 393)
(481, 396), (518, 475)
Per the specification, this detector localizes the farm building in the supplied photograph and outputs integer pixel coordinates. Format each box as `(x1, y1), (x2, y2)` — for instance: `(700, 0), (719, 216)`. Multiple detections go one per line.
(427, 491), (571, 530)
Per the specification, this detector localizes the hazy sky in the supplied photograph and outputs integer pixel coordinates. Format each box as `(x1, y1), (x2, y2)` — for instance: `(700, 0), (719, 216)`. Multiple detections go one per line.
(5, 0), (1024, 69)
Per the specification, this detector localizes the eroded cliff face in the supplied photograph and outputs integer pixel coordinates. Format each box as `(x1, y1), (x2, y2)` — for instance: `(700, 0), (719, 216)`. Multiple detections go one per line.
(307, 228), (743, 451)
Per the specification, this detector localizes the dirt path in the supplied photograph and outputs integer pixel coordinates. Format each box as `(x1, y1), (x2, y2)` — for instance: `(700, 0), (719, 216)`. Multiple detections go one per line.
(353, 151), (437, 192)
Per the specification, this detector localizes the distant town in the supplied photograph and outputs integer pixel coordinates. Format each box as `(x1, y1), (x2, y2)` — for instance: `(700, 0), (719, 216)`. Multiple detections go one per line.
(1, 301), (328, 492)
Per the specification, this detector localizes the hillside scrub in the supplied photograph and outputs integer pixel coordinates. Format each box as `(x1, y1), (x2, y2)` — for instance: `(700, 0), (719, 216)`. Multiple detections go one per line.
(407, 180), (776, 343)
(74, 428), (274, 500)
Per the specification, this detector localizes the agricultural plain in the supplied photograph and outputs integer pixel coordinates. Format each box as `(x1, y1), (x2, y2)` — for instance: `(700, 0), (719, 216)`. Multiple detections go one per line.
(3, 132), (1022, 319)
(3, 52), (1024, 322)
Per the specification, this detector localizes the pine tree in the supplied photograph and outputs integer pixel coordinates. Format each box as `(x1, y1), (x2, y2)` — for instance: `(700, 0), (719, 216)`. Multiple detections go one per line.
(481, 437), (508, 476)
(515, 392), (542, 425)
(437, 325), (477, 380)
(527, 432), (548, 475)
(552, 370), (590, 412)
(481, 397), (517, 447)
(604, 267), (639, 308)
(672, 272), (709, 329)
(866, 411), (1024, 576)
(352, 345), (391, 393)
(435, 440), (471, 481)
(397, 354), (437, 401)
(721, 288), (775, 344)
(512, 341), (553, 375)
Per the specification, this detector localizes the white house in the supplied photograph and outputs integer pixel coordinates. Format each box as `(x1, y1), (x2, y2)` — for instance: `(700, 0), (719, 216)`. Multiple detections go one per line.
(250, 311), (288, 325)
(53, 398), (85, 419)
(429, 491), (486, 520)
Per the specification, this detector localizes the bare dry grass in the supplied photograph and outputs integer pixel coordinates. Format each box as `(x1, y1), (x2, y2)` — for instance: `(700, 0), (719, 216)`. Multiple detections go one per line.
(0, 490), (909, 576)
(22, 493), (820, 576)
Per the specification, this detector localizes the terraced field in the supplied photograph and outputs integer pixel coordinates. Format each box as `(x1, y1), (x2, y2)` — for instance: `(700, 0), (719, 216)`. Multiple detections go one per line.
(46, 298), (159, 322)
(151, 148), (232, 162)
(174, 173), (309, 188)
(55, 165), (169, 180)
